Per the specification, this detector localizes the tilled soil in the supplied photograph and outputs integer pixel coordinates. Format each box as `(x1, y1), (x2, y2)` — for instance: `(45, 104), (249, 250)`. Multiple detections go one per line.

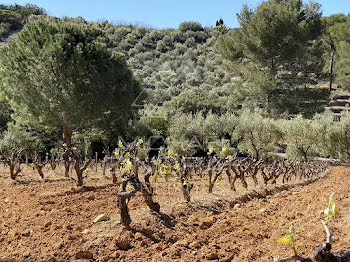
(0, 166), (349, 262)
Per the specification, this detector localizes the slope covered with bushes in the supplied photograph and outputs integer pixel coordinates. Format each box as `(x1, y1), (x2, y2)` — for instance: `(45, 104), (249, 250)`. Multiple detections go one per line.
(0, 4), (45, 39)
(99, 22), (237, 115)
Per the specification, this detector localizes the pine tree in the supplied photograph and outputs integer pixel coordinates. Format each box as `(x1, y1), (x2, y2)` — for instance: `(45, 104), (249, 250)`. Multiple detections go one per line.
(0, 17), (140, 185)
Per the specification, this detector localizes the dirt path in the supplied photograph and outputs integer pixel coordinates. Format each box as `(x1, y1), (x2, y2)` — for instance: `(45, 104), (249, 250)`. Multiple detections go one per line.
(0, 167), (349, 261)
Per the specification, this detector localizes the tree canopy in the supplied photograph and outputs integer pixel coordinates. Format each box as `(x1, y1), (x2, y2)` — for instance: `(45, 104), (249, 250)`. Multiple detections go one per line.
(1, 1), (350, 162)
(0, 16), (140, 146)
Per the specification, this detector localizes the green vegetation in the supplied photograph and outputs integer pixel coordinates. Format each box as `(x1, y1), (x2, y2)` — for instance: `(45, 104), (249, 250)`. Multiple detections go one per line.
(102, 22), (234, 116)
(0, 16), (140, 185)
(278, 226), (298, 257)
(0, 4), (45, 38)
(1, 0), (350, 184)
(1, 3), (350, 259)
(0, 123), (41, 179)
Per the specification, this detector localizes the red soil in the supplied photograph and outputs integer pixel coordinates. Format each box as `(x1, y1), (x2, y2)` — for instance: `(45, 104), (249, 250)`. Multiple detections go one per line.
(0, 165), (349, 261)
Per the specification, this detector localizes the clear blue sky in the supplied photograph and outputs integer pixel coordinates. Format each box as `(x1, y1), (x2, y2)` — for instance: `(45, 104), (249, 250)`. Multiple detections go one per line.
(1, 0), (350, 29)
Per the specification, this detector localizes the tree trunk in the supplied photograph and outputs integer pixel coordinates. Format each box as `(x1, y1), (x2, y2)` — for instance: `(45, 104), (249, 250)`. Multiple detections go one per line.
(229, 164), (239, 191)
(237, 166), (248, 189)
(34, 163), (44, 179)
(141, 174), (160, 212)
(63, 125), (73, 148)
(179, 165), (192, 202)
(9, 163), (16, 180)
(63, 124), (73, 177)
(208, 170), (214, 193)
(303, 151), (308, 163)
(111, 167), (118, 184)
(208, 170), (223, 194)
(74, 166), (84, 187)
(73, 156), (91, 187)
(329, 46), (336, 93)
(116, 174), (160, 228)
(8, 161), (21, 180)
(102, 160), (107, 176)
(250, 160), (262, 187)
(208, 182), (214, 194)
(133, 158), (139, 178)
(261, 170), (269, 186)
(252, 172), (259, 187)
(181, 183), (191, 202)
(117, 194), (131, 228)
(64, 160), (70, 177)
(50, 160), (57, 170)
(240, 173), (248, 188)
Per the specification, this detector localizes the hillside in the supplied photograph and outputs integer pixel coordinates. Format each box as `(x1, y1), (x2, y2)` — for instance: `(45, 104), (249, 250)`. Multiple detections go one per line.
(97, 22), (330, 117)
(0, 4), (45, 40)
(101, 22), (236, 114)
(0, 11), (331, 119)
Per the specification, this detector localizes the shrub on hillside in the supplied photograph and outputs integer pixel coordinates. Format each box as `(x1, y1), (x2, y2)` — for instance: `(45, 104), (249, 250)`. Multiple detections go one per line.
(179, 21), (204, 32)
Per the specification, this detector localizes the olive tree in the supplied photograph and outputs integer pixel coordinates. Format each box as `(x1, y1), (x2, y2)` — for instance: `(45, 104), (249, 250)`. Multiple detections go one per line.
(324, 112), (350, 161)
(0, 123), (42, 180)
(312, 111), (337, 158)
(281, 116), (318, 162)
(0, 17), (140, 186)
(167, 111), (237, 156)
(285, 112), (350, 162)
(233, 111), (282, 159)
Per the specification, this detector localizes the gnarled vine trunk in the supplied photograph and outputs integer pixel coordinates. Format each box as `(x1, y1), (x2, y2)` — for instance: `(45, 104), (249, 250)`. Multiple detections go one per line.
(34, 162), (45, 179)
(117, 172), (160, 228)
(62, 125), (91, 186)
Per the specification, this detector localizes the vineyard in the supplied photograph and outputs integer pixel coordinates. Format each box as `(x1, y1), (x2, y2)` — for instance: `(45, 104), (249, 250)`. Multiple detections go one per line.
(0, 139), (339, 262)
(0, 152), (349, 261)
(2, 0), (350, 261)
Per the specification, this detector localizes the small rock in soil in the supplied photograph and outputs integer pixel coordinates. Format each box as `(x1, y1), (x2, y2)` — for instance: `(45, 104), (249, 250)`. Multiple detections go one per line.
(87, 195), (95, 201)
(111, 251), (120, 258)
(82, 229), (90, 234)
(74, 250), (93, 259)
(93, 214), (110, 223)
(187, 214), (199, 225)
(101, 256), (111, 262)
(22, 230), (31, 237)
(175, 239), (189, 247)
(234, 203), (241, 210)
(200, 217), (216, 229)
(206, 252), (219, 260)
(134, 232), (143, 240)
(115, 232), (132, 250)
(189, 241), (201, 249)
(62, 207), (72, 212)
